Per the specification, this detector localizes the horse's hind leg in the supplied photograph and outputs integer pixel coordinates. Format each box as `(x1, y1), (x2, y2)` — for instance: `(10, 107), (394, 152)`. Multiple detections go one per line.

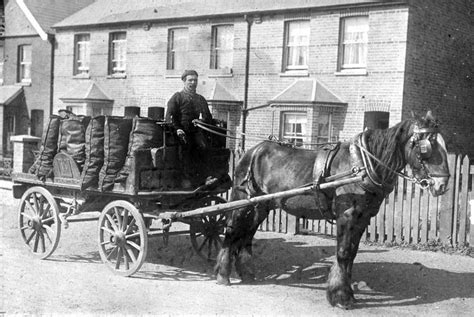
(326, 194), (373, 309)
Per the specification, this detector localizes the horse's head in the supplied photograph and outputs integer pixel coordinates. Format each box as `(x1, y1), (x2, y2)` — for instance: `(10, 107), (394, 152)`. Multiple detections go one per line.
(405, 111), (450, 196)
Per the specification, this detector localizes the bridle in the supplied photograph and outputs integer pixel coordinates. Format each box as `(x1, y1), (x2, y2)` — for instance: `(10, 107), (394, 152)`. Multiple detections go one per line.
(409, 124), (450, 186)
(356, 122), (449, 190)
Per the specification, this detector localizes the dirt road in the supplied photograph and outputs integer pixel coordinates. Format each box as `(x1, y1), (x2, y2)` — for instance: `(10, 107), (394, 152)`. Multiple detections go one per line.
(1, 187), (473, 316)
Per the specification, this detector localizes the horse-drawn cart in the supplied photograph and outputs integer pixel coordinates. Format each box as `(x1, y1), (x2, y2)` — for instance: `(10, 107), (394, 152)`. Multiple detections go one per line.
(11, 114), (365, 277)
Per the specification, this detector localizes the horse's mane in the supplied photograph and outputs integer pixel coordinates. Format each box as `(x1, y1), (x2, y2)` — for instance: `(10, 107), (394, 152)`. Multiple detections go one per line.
(364, 120), (413, 182)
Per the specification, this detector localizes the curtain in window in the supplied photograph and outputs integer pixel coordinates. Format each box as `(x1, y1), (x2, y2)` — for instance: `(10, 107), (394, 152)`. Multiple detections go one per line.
(168, 28), (188, 70)
(283, 113), (307, 146)
(75, 34), (90, 74)
(211, 25), (234, 69)
(286, 20), (309, 69)
(19, 45), (32, 81)
(342, 16), (368, 68)
(111, 32), (126, 74)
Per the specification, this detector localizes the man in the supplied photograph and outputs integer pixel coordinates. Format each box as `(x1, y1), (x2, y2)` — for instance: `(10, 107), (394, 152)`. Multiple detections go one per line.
(166, 69), (213, 186)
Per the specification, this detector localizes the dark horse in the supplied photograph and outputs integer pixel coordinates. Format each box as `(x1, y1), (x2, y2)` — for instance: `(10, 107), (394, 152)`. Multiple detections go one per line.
(215, 111), (450, 309)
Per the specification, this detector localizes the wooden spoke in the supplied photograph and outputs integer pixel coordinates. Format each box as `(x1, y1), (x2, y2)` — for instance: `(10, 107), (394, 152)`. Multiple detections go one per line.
(106, 246), (118, 260)
(127, 240), (141, 252)
(189, 196), (227, 262)
(113, 207), (123, 230)
(122, 209), (129, 231)
(124, 218), (136, 235)
(125, 232), (140, 240)
(100, 226), (115, 236)
(105, 214), (120, 233)
(125, 245), (137, 263)
(25, 230), (35, 244)
(115, 247), (123, 270)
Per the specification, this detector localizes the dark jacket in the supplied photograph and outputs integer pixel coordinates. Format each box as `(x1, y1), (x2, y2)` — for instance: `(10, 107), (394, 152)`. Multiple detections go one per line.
(166, 90), (212, 133)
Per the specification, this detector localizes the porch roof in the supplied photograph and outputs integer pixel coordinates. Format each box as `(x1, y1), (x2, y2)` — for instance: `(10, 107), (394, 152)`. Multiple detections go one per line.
(60, 81), (112, 103)
(268, 78), (346, 106)
(0, 86), (23, 106)
(198, 80), (242, 105)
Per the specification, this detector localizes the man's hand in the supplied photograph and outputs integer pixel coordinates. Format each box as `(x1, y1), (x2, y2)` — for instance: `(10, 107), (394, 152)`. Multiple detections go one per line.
(177, 129), (187, 144)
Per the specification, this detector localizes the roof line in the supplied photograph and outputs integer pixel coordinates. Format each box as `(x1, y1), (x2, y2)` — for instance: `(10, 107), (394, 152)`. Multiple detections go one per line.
(16, 0), (48, 41)
(53, 2), (407, 30)
(0, 87), (23, 106)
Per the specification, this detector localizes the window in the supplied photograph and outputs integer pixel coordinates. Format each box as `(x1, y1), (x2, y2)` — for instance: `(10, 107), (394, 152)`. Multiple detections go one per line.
(5, 114), (15, 154)
(364, 111), (389, 130)
(30, 109), (44, 138)
(108, 32), (126, 75)
(210, 25), (234, 70)
(74, 34), (90, 76)
(18, 45), (32, 83)
(0, 45), (4, 84)
(339, 16), (368, 70)
(281, 112), (307, 147)
(167, 28), (188, 70)
(283, 20), (310, 71)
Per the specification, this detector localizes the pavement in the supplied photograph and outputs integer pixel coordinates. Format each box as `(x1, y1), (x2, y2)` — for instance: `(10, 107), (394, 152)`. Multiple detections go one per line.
(0, 179), (12, 190)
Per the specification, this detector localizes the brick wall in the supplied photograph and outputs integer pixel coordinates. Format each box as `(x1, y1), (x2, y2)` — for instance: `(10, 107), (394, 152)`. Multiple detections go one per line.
(3, 36), (52, 134)
(53, 2), (472, 154)
(403, 0), (474, 155)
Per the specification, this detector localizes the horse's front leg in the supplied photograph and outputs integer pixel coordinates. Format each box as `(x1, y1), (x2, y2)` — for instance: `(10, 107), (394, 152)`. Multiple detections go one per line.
(326, 196), (371, 309)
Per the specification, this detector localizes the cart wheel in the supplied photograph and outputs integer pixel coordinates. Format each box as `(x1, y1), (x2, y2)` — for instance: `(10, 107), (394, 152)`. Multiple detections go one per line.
(18, 186), (61, 259)
(98, 200), (148, 276)
(189, 196), (227, 262)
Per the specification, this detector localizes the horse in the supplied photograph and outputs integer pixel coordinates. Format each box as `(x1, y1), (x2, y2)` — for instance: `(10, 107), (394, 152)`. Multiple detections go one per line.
(214, 111), (450, 309)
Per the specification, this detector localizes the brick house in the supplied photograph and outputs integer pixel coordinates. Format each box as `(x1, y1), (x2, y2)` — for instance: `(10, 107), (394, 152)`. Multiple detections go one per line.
(52, 0), (473, 154)
(0, 0), (94, 159)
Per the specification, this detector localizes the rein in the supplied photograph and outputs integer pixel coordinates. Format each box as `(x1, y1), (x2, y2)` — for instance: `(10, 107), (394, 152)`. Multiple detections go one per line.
(354, 138), (432, 189)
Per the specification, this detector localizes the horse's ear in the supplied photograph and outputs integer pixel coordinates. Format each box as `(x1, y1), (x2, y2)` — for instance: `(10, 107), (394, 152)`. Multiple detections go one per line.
(424, 110), (434, 121)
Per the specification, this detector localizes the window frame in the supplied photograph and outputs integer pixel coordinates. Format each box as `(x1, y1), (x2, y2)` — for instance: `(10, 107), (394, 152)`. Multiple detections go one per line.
(210, 24), (234, 70)
(18, 44), (32, 83)
(0, 44), (4, 84)
(282, 20), (310, 72)
(108, 32), (127, 76)
(73, 33), (90, 76)
(338, 16), (369, 71)
(167, 27), (189, 70)
(280, 111), (308, 147)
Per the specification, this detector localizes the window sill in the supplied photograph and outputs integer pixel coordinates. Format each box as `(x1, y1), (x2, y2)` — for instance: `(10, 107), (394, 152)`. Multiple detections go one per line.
(16, 81), (31, 87)
(73, 74), (90, 79)
(107, 74), (127, 79)
(208, 68), (233, 78)
(164, 73), (182, 79)
(208, 73), (233, 78)
(335, 69), (368, 76)
(279, 70), (309, 77)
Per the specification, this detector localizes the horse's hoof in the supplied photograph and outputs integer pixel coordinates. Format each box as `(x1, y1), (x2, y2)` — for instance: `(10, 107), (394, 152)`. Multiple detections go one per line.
(216, 274), (231, 286)
(327, 288), (355, 309)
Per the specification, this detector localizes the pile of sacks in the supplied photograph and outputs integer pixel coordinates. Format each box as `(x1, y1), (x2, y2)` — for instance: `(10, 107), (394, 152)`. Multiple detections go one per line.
(29, 112), (173, 191)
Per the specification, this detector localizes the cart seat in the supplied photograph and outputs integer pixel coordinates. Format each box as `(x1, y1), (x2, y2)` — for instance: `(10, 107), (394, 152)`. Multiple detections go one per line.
(53, 152), (81, 180)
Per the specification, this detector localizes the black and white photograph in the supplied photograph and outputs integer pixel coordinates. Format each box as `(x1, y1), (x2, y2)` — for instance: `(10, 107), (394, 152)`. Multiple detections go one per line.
(0, 0), (473, 315)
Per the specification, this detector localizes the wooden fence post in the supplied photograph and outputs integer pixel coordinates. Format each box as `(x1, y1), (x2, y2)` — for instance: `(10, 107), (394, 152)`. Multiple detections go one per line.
(439, 153), (456, 245)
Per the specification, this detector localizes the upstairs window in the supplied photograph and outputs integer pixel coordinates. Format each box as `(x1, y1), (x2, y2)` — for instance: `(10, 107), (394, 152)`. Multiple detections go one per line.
(108, 32), (126, 76)
(283, 20), (310, 71)
(281, 112), (307, 147)
(339, 16), (368, 70)
(210, 24), (234, 70)
(73, 34), (90, 76)
(18, 45), (32, 83)
(167, 28), (188, 70)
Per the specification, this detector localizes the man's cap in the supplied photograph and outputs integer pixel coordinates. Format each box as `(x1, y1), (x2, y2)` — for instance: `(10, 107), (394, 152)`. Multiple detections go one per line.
(181, 69), (198, 81)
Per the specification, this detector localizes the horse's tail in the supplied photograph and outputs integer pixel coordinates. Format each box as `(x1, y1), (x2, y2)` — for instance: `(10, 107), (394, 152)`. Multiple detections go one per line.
(231, 142), (268, 201)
